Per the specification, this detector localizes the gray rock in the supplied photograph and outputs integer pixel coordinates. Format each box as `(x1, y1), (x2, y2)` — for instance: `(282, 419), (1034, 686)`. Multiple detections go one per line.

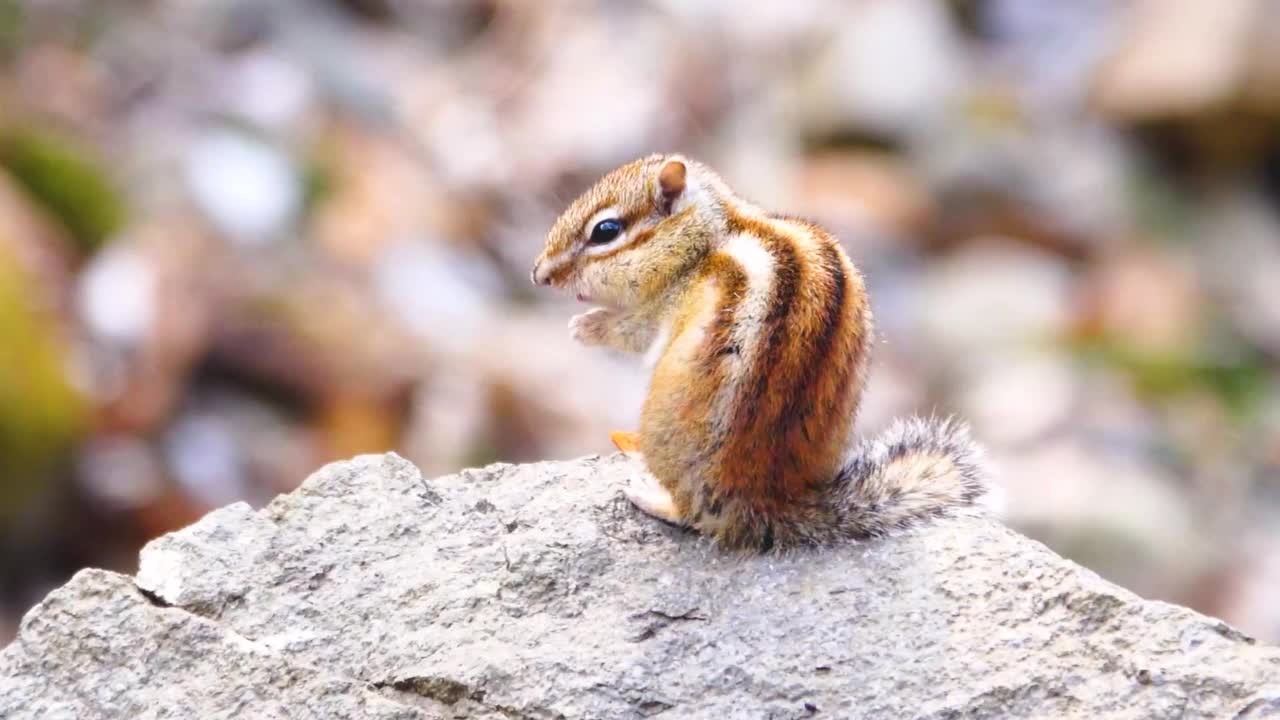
(5, 452), (1280, 719)
(0, 569), (426, 719)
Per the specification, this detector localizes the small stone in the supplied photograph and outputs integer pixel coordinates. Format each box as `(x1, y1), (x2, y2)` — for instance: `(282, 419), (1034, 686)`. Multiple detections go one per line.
(913, 240), (1074, 364)
(184, 129), (301, 246)
(76, 243), (156, 346)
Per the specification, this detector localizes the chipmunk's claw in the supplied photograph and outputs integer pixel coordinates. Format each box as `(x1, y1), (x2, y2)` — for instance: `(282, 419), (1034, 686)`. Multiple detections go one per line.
(610, 431), (642, 454)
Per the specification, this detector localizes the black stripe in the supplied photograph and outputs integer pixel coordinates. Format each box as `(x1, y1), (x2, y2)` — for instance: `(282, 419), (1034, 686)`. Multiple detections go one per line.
(778, 241), (847, 432)
(724, 214), (803, 496)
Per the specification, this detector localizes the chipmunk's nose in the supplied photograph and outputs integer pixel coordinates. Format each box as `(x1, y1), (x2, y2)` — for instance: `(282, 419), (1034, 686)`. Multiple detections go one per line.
(531, 260), (551, 286)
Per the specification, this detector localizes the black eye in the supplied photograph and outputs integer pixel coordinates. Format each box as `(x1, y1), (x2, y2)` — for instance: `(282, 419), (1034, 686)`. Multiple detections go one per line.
(589, 219), (623, 244)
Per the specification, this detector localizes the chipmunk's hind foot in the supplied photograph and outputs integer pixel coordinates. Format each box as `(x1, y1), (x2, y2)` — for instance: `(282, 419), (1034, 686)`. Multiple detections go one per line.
(624, 471), (684, 526)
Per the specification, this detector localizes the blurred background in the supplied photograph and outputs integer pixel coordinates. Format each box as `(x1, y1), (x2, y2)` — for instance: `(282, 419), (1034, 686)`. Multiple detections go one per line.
(2, 0), (1280, 645)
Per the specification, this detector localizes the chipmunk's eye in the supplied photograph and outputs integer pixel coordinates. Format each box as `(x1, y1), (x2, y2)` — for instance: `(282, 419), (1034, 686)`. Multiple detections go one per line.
(588, 219), (623, 244)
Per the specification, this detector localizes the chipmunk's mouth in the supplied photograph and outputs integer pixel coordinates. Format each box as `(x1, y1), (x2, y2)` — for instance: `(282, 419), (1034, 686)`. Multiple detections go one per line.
(576, 293), (591, 303)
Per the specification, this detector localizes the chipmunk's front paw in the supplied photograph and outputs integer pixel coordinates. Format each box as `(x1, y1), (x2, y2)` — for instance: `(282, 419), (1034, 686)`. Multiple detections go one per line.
(569, 308), (614, 346)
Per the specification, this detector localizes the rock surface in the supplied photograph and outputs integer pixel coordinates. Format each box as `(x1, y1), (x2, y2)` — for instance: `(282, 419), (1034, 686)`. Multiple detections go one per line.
(3, 452), (1280, 719)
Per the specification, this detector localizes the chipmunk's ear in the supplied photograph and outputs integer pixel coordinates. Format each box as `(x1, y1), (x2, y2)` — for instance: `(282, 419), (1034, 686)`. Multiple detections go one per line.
(657, 159), (686, 215)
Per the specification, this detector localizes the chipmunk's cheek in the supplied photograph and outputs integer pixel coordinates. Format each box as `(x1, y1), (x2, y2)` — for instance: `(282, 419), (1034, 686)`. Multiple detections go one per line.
(576, 266), (620, 308)
(577, 264), (602, 291)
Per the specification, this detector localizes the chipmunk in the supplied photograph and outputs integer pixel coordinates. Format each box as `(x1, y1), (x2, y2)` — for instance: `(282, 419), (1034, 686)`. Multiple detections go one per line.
(532, 154), (989, 550)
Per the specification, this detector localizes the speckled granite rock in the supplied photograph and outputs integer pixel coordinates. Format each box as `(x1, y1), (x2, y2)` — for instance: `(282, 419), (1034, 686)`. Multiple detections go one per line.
(3, 453), (1279, 719)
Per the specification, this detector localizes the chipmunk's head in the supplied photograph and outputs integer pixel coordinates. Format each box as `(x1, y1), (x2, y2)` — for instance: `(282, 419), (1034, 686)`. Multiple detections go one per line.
(531, 153), (721, 308)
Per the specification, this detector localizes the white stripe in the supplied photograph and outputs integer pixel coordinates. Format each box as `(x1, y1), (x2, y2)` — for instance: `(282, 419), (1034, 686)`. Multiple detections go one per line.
(722, 232), (775, 370)
(643, 321), (672, 369)
(708, 232), (776, 426)
(724, 232), (775, 287)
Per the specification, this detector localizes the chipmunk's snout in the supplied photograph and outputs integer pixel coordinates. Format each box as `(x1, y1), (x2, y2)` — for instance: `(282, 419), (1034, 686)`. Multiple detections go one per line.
(533, 252), (573, 287)
(531, 259), (551, 286)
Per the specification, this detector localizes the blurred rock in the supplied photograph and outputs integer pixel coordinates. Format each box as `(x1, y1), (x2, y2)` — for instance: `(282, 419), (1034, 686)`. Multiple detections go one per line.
(978, 1), (1118, 112)
(309, 123), (434, 265)
(790, 150), (934, 250)
(1198, 192), (1280, 357)
(500, 7), (682, 182)
(315, 391), (406, 462)
(921, 123), (1127, 256)
(164, 408), (252, 508)
(1243, 3), (1280, 112)
(957, 352), (1079, 448)
(401, 306), (652, 474)
(12, 43), (108, 135)
(1078, 245), (1204, 355)
(1093, 0), (1270, 120)
(86, 214), (225, 433)
(998, 435), (1205, 603)
(184, 128), (301, 246)
(214, 268), (420, 406)
(657, 0), (838, 53)
(1218, 528), (1280, 642)
(1011, 125), (1130, 243)
(219, 49), (313, 132)
(76, 243), (156, 347)
(1263, 394), (1280, 477)
(76, 436), (165, 513)
(402, 73), (509, 189)
(856, 353), (926, 436)
(401, 364), (491, 477)
(373, 239), (503, 357)
(799, 0), (965, 139)
(1077, 369), (1164, 454)
(466, 308), (648, 463)
(913, 240), (1074, 363)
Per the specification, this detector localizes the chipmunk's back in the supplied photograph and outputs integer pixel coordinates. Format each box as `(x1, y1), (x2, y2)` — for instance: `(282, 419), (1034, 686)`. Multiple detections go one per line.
(640, 207), (872, 547)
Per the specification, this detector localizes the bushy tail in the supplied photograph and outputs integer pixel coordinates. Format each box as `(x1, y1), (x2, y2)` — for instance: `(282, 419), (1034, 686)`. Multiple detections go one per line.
(815, 416), (991, 543)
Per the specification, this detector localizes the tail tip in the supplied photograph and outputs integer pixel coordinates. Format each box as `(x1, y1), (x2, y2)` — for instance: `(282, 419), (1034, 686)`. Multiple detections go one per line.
(878, 414), (994, 510)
